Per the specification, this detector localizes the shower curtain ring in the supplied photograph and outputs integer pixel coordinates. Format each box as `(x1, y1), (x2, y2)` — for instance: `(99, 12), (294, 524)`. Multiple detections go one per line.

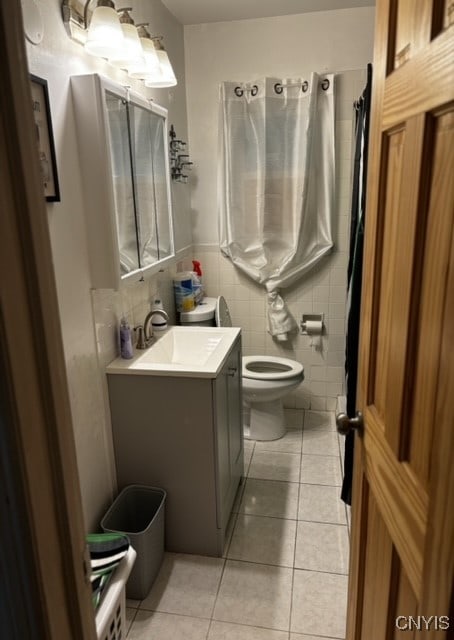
(302, 81), (309, 93)
(274, 83), (283, 94)
(321, 78), (330, 91)
(234, 86), (244, 97)
(251, 85), (259, 96)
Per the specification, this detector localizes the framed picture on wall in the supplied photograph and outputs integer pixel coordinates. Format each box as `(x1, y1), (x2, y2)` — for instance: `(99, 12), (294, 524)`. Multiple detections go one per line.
(30, 74), (60, 202)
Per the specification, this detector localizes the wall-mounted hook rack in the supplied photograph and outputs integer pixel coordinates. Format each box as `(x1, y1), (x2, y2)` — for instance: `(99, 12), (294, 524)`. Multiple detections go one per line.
(169, 124), (193, 182)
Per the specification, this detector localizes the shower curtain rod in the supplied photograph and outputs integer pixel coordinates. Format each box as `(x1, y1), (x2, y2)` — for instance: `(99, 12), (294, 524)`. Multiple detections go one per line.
(233, 78), (330, 97)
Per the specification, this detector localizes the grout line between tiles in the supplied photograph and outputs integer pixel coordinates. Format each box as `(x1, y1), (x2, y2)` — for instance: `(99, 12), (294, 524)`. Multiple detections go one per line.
(125, 606), (138, 637)
(132, 607), (214, 621)
(299, 480), (346, 489)
(288, 408), (305, 635)
(210, 617), (293, 636)
(297, 517), (349, 527)
(293, 566), (350, 578)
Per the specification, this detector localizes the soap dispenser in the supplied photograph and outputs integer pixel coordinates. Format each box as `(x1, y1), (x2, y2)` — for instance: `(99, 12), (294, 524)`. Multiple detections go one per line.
(150, 298), (168, 332)
(120, 317), (134, 359)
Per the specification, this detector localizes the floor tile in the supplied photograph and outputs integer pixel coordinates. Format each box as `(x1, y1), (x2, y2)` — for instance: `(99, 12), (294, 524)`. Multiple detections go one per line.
(209, 620), (288, 639)
(128, 610), (210, 640)
(244, 441), (255, 454)
(126, 607), (137, 636)
(244, 445), (254, 475)
(304, 410), (336, 430)
(228, 514), (296, 567)
(232, 479), (246, 513)
(222, 510), (238, 558)
(302, 430), (340, 456)
(300, 454), (342, 486)
(298, 484), (347, 524)
(339, 435), (346, 474)
(239, 478), (299, 519)
(284, 408), (304, 428)
(126, 598), (141, 608)
(291, 570), (348, 638)
(255, 429), (303, 454)
(249, 450), (301, 483)
(213, 560), (292, 631)
(294, 521), (349, 574)
(140, 552), (224, 618)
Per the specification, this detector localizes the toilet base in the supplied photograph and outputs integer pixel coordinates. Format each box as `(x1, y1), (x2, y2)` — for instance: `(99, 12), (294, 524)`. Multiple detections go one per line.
(249, 399), (286, 441)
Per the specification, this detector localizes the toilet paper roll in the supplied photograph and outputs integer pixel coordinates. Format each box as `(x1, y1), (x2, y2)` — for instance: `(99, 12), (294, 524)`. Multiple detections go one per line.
(305, 320), (323, 349)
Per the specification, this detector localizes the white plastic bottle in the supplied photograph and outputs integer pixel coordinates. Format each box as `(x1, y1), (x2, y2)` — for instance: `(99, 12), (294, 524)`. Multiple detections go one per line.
(150, 298), (168, 332)
(120, 317), (134, 359)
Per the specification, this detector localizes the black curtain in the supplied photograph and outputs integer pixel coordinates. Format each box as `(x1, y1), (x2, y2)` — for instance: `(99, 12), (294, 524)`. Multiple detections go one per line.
(341, 64), (373, 506)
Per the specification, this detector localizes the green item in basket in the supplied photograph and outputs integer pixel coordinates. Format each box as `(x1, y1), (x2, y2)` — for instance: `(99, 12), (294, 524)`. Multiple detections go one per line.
(86, 533), (130, 609)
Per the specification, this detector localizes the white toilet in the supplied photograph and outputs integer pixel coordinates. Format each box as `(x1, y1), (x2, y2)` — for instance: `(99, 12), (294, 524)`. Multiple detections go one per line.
(180, 296), (304, 441)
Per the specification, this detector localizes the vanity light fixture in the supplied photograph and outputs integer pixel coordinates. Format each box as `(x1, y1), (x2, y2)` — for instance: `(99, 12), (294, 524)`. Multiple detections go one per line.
(84, 0), (124, 59)
(128, 24), (160, 78)
(109, 8), (144, 68)
(61, 1), (177, 87)
(145, 37), (177, 88)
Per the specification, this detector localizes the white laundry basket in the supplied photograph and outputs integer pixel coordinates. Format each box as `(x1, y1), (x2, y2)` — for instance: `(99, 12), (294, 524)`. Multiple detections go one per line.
(95, 546), (136, 640)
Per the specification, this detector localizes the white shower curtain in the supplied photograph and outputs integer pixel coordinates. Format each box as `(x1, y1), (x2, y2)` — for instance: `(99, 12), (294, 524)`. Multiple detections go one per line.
(219, 74), (335, 340)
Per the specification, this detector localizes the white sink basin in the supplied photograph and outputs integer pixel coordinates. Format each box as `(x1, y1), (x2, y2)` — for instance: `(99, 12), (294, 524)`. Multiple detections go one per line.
(106, 326), (241, 378)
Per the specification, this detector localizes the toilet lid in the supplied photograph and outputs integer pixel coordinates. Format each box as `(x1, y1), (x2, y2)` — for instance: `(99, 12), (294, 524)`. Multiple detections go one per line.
(242, 355), (304, 380)
(215, 296), (232, 327)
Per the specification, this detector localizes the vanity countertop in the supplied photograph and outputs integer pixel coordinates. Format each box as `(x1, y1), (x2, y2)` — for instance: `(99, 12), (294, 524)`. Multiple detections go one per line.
(106, 326), (241, 378)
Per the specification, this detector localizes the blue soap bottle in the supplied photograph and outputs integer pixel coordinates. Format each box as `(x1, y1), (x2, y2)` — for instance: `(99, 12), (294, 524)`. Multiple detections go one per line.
(120, 317), (133, 359)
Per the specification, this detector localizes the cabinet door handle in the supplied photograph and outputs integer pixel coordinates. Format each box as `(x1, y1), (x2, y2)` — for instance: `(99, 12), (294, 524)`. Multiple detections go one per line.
(227, 367), (237, 376)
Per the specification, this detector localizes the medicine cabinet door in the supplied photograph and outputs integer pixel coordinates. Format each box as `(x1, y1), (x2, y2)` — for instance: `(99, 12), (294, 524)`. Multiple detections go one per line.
(129, 103), (173, 270)
(105, 90), (140, 277)
(149, 110), (173, 261)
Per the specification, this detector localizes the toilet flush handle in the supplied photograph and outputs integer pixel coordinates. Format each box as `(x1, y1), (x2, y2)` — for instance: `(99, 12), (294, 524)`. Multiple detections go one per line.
(227, 367), (237, 377)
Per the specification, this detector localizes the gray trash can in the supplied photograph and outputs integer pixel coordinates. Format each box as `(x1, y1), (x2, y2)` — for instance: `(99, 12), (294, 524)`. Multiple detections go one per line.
(101, 484), (166, 600)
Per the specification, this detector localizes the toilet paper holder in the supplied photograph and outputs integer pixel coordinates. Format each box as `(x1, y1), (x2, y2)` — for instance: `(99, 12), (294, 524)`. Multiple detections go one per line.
(300, 313), (324, 335)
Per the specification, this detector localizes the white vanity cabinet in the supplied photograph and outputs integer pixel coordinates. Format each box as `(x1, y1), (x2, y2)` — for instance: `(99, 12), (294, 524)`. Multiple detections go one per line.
(106, 335), (243, 556)
(71, 74), (174, 289)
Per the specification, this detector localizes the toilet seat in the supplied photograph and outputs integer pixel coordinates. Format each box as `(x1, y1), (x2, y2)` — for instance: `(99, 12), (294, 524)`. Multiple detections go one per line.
(242, 355), (303, 380)
(215, 296), (232, 327)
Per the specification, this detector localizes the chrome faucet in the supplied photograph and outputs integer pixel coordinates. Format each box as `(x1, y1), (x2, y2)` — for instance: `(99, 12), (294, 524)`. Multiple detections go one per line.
(135, 308), (169, 349)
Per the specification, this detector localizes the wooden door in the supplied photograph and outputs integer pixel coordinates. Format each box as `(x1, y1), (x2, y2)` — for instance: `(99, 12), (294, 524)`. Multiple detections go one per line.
(346, 1), (454, 637)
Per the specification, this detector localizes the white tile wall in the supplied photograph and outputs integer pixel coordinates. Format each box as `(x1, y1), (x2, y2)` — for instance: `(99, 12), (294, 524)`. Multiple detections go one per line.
(92, 268), (177, 369)
(192, 69), (366, 410)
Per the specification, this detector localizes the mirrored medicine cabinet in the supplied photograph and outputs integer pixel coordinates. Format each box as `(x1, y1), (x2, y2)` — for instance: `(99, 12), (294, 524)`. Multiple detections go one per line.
(71, 74), (175, 289)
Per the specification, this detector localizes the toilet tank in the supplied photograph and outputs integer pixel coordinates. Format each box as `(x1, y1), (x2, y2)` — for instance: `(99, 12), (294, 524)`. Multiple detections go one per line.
(180, 297), (217, 326)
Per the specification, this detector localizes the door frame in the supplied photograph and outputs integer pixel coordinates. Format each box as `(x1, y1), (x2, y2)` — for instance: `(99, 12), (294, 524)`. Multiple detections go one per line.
(0, 2), (96, 638)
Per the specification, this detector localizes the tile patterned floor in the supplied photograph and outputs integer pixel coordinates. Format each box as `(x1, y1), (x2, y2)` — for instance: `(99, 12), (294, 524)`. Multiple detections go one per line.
(126, 410), (350, 640)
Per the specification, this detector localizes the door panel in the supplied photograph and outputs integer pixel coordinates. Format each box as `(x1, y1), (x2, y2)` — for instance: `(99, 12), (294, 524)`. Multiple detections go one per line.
(347, 1), (454, 637)
(392, 566), (418, 639)
(359, 490), (393, 637)
(444, 0), (454, 29)
(407, 108), (454, 483)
